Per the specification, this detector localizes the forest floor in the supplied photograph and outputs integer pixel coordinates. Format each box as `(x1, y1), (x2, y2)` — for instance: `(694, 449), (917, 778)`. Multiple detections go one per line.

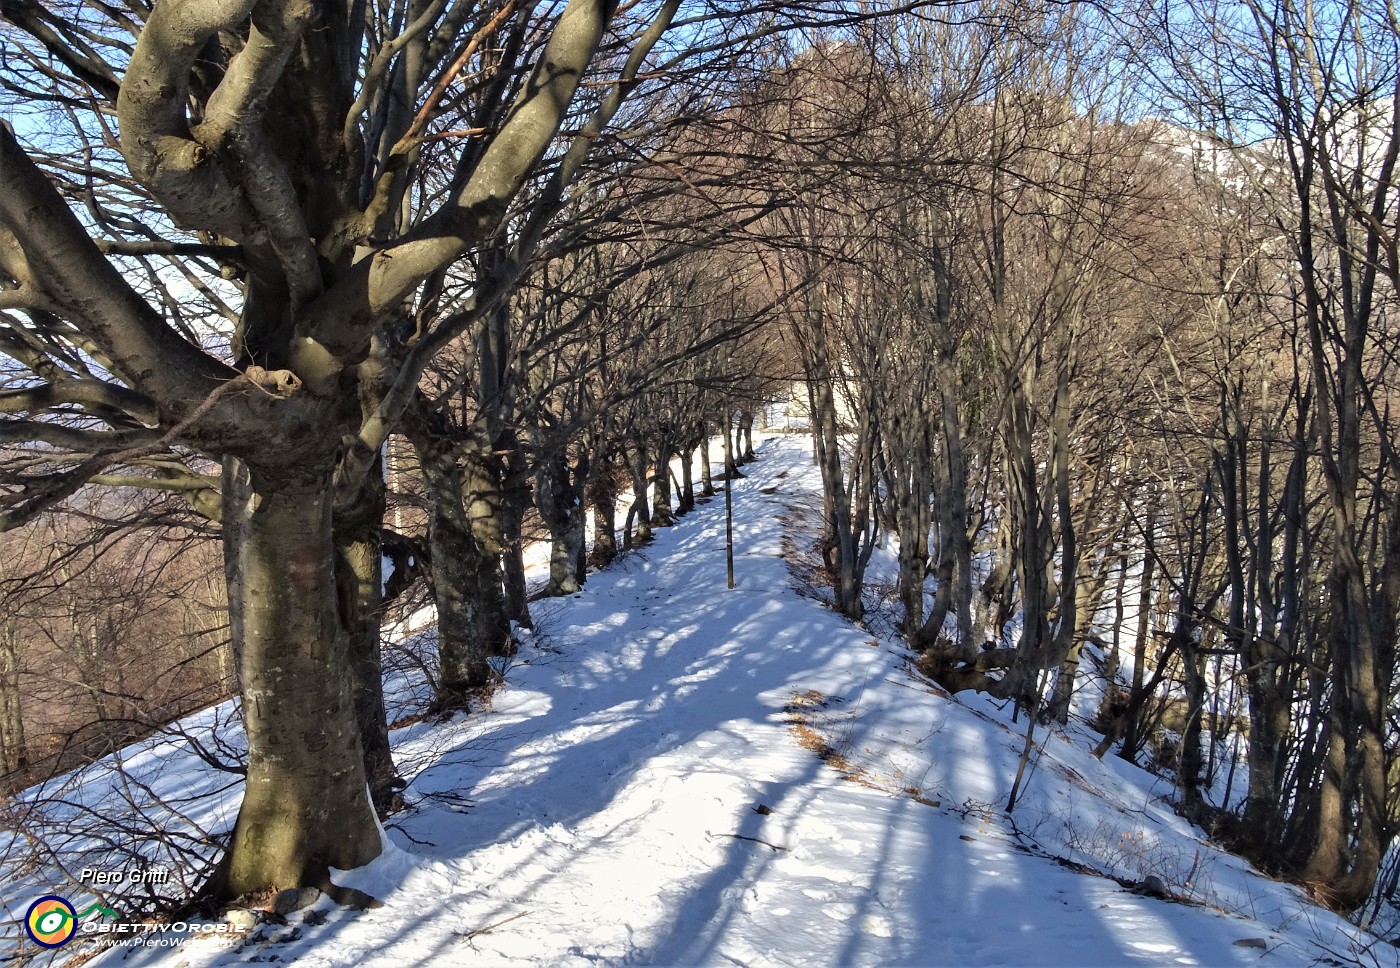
(6, 433), (1397, 967)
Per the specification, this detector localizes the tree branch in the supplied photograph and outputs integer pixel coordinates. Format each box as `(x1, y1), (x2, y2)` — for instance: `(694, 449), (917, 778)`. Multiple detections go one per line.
(115, 0), (262, 240)
(0, 380), (159, 425)
(196, 0), (323, 304)
(0, 121), (238, 423)
(296, 0), (630, 364)
(0, 0), (124, 99)
(94, 239), (244, 261)
(0, 420), (162, 451)
(0, 372), (249, 532)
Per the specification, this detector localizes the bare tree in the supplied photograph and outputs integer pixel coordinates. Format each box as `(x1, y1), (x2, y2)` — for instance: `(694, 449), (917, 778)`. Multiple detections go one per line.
(0, 0), (721, 901)
(1151, 0), (1400, 910)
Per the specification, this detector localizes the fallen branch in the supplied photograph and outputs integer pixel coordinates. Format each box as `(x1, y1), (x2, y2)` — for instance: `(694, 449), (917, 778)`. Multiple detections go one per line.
(458, 910), (529, 944)
(714, 832), (789, 851)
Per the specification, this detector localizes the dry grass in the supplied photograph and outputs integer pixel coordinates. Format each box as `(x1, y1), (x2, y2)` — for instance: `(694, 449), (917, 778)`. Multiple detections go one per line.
(782, 689), (942, 811)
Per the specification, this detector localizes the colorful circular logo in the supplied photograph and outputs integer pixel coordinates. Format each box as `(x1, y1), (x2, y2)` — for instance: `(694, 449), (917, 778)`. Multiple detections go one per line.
(25, 895), (77, 948)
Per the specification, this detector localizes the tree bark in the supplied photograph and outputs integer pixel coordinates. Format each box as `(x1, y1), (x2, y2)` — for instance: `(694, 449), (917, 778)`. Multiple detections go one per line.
(209, 470), (381, 899)
(1047, 565), (1103, 725)
(501, 432), (533, 628)
(935, 365), (975, 655)
(677, 439), (696, 514)
(738, 410), (755, 462)
(699, 431), (716, 496)
(1119, 507), (1157, 762)
(416, 431), (499, 708)
(627, 439), (653, 545)
(587, 448), (620, 568)
(651, 431), (676, 528)
(333, 456), (401, 815)
(0, 622), (26, 778)
(815, 385), (865, 619)
(1177, 635), (1207, 823)
(894, 423), (932, 643)
(535, 449), (588, 596)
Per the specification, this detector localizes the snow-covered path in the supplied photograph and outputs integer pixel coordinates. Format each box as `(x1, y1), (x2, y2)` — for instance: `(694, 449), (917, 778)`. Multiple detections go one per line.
(76, 435), (1396, 966)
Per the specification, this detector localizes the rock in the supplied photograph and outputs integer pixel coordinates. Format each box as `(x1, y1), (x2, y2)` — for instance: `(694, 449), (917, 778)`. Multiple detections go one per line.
(1136, 874), (1170, 898)
(1233, 938), (1269, 950)
(271, 887), (322, 915)
(225, 908), (259, 931)
(268, 926), (302, 945)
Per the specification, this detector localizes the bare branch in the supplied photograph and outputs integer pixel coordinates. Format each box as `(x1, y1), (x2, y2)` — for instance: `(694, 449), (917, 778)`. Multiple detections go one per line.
(0, 121), (237, 421)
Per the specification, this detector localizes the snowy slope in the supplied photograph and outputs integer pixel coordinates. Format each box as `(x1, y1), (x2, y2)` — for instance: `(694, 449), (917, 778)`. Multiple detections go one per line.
(7, 433), (1395, 967)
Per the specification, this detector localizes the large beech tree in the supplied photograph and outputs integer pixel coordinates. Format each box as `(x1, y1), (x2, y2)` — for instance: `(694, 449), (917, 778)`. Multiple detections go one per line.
(0, 0), (712, 901)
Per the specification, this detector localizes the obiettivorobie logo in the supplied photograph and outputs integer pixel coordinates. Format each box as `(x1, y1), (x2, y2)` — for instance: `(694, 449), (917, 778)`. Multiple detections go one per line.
(24, 895), (117, 948)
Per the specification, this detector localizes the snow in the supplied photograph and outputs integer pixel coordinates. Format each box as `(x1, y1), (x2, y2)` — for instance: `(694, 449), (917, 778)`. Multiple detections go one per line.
(4, 433), (1395, 967)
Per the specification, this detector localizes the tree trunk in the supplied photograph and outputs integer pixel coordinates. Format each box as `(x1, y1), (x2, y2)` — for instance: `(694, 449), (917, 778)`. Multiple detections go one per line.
(416, 433), (499, 708)
(897, 494), (930, 643)
(738, 410), (755, 462)
(501, 432), (533, 627)
(920, 364), (974, 660)
(724, 413), (742, 480)
(461, 432), (515, 642)
(975, 513), (1015, 645)
(1241, 410), (1307, 858)
(1047, 566), (1102, 725)
(678, 439), (696, 514)
(1002, 370), (1049, 707)
(209, 470), (381, 900)
(333, 458), (401, 815)
(0, 622), (26, 778)
(1096, 549), (1130, 726)
(628, 440), (653, 544)
(938, 368), (975, 655)
(652, 433), (676, 528)
(810, 346), (863, 621)
(699, 432), (716, 496)
(536, 450), (587, 596)
(222, 457), (250, 672)
(1119, 515), (1157, 762)
(587, 449), (620, 568)
(894, 430), (931, 643)
(1046, 345), (1078, 682)
(464, 432), (506, 566)
(1177, 636), (1207, 823)
(473, 294), (530, 629)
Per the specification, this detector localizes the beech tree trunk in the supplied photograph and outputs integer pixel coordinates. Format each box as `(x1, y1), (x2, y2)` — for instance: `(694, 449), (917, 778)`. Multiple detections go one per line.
(0, 622), (26, 778)
(1046, 568), (1101, 725)
(628, 440), (653, 545)
(652, 432), (677, 528)
(210, 471), (381, 899)
(536, 450), (588, 596)
(678, 440), (696, 513)
(724, 414), (742, 480)
(416, 432), (500, 707)
(894, 427), (932, 643)
(333, 458), (401, 814)
(588, 449), (621, 568)
(807, 330), (866, 621)
(699, 432), (716, 496)
(502, 434), (534, 627)
(738, 410), (756, 462)
(929, 365), (975, 655)
(1177, 635), (1208, 823)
